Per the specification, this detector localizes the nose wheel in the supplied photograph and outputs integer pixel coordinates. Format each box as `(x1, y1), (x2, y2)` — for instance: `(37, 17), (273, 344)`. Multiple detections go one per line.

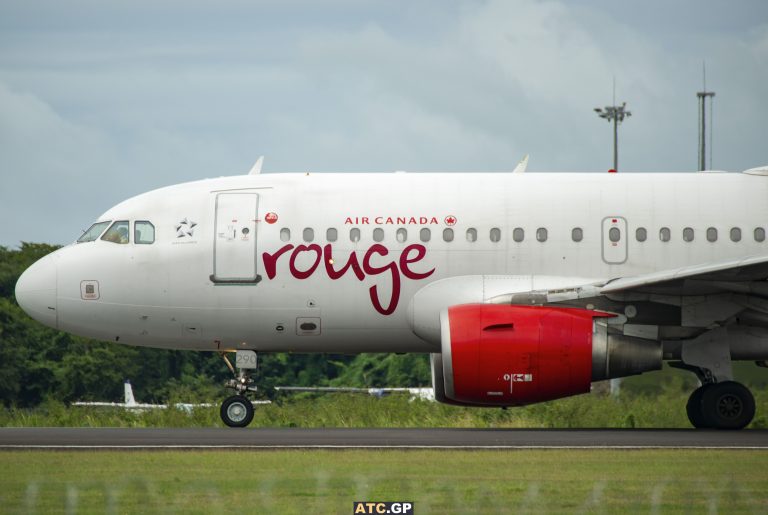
(221, 395), (255, 428)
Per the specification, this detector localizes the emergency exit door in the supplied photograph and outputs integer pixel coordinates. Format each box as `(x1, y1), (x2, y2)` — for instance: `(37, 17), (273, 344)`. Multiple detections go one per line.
(602, 216), (627, 264)
(212, 193), (260, 282)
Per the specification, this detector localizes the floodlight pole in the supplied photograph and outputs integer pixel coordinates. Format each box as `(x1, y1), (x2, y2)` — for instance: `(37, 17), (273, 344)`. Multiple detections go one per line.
(697, 63), (715, 171)
(613, 113), (619, 171)
(594, 80), (631, 172)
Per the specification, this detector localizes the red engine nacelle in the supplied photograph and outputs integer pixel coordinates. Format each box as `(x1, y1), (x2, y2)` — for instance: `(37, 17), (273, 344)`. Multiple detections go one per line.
(434, 304), (612, 406)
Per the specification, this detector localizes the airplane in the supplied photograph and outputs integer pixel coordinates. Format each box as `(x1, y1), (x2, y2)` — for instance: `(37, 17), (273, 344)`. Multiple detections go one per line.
(14, 159), (768, 429)
(73, 378), (429, 408)
(70, 379), (237, 411)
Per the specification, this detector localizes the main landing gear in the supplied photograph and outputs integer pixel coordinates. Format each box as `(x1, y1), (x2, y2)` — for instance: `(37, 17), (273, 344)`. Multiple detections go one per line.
(685, 380), (755, 430)
(671, 328), (756, 429)
(219, 350), (259, 428)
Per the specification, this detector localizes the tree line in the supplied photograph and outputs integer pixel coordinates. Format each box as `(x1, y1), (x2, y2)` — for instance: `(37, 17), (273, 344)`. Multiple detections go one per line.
(0, 244), (430, 407)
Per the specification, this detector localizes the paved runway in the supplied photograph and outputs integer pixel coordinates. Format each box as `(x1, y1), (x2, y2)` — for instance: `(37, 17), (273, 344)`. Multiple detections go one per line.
(2, 427), (768, 449)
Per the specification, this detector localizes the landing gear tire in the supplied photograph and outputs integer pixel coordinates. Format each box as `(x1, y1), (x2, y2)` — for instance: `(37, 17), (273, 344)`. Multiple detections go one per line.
(220, 395), (254, 428)
(686, 385), (712, 429)
(700, 381), (755, 430)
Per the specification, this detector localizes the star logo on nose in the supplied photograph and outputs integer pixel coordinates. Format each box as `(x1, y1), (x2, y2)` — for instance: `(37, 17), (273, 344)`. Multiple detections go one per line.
(176, 218), (197, 238)
(444, 215), (457, 226)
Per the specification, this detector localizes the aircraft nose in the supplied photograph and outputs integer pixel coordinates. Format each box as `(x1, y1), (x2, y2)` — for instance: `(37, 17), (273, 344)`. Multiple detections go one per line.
(15, 255), (58, 330)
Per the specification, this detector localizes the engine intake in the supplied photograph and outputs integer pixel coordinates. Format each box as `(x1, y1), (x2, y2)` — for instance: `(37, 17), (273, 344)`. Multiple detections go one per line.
(432, 304), (661, 406)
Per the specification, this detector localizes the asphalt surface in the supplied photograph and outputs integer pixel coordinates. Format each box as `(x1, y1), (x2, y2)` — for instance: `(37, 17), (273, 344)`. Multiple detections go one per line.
(1, 428), (768, 449)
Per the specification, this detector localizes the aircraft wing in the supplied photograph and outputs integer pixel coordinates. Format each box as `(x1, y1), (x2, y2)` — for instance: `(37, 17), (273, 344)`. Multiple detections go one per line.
(275, 386), (371, 393)
(71, 401), (169, 409)
(275, 386), (390, 396)
(481, 253), (768, 334)
(600, 253), (768, 296)
(73, 401), (231, 410)
(71, 402), (126, 407)
(274, 386), (434, 400)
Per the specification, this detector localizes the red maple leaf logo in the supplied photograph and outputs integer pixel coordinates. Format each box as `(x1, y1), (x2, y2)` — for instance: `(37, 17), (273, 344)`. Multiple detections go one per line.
(444, 215), (457, 226)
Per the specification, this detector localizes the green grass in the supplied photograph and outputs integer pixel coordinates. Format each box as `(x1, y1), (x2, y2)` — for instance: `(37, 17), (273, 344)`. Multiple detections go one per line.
(0, 450), (766, 514)
(3, 383), (768, 429)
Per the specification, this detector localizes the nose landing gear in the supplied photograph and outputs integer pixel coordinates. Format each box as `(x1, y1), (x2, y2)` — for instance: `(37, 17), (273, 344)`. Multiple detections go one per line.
(219, 351), (259, 428)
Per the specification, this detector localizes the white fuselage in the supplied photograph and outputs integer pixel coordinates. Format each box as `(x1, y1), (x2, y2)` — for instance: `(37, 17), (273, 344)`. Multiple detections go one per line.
(16, 171), (768, 353)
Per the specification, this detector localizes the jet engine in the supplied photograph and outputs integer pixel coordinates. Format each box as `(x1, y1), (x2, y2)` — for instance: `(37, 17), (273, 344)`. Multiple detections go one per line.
(431, 304), (662, 407)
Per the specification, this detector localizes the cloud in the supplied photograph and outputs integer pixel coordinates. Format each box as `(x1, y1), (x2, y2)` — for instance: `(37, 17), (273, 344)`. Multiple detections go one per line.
(0, 81), (112, 179)
(0, 82), (117, 244)
(1, 0), (767, 245)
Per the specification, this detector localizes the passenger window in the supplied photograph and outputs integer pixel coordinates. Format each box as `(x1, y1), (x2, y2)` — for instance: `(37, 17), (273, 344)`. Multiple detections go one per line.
(683, 227), (694, 242)
(373, 228), (384, 242)
(513, 228), (524, 242)
(280, 228), (291, 242)
(350, 228), (361, 243)
(490, 228), (501, 242)
(326, 228), (338, 242)
(101, 221), (130, 244)
(466, 228), (477, 242)
(730, 227), (742, 242)
(659, 227), (671, 242)
(756, 228), (766, 242)
(443, 228), (454, 242)
(536, 227), (548, 242)
(707, 227), (718, 242)
(636, 227), (647, 242)
(78, 221), (111, 243)
(608, 227), (620, 242)
(396, 228), (407, 243)
(571, 227), (583, 242)
(420, 228), (431, 242)
(135, 221), (155, 244)
(303, 228), (314, 242)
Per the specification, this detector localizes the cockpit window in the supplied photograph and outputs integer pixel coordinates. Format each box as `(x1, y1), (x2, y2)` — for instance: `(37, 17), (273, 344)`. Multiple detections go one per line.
(101, 221), (130, 244)
(135, 221), (155, 244)
(77, 221), (111, 243)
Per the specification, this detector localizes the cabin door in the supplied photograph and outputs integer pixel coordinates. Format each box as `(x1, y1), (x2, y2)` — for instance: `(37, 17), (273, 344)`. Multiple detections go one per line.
(212, 192), (260, 282)
(602, 216), (627, 264)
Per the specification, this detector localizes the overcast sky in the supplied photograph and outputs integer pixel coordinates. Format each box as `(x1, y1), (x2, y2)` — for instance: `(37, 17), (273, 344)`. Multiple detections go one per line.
(1, 0), (767, 246)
